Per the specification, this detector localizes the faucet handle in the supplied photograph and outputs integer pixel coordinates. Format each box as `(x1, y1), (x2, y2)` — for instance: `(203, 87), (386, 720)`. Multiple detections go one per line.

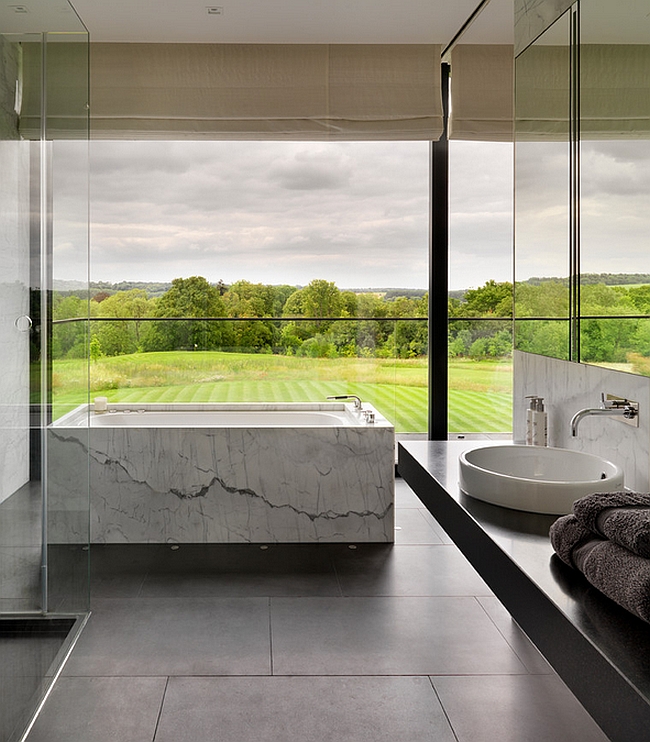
(602, 393), (631, 410)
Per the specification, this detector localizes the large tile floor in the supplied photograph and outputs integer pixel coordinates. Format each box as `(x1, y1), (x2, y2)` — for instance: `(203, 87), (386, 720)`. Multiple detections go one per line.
(25, 479), (610, 742)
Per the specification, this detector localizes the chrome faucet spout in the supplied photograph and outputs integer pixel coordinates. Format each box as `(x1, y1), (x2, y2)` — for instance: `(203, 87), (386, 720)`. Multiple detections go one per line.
(571, 408), (614, 437)
(571, 398), (638, 437)
(326, 394), (362, 410)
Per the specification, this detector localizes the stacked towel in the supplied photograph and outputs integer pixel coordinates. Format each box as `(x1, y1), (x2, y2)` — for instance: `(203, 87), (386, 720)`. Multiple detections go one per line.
(550, 492), (650, 624)
(573, 492), (650, 558)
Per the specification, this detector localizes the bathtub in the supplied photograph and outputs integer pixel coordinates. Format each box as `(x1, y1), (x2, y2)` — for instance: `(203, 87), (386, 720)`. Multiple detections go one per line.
(49, 403), (395, 544)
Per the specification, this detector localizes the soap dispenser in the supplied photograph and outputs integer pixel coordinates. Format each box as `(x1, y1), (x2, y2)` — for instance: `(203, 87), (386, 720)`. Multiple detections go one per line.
(525, 396), (548, 446)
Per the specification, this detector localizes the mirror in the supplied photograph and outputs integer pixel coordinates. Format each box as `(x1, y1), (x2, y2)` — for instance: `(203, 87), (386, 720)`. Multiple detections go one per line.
(579, 0), (650, 372)
(514, 9), (571, 360)
(514, 0), (650, 375)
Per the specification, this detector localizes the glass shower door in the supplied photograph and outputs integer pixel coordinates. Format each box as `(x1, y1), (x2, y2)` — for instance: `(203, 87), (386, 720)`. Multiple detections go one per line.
(0, 35), (41, 616)
(1, 3), (89, 739)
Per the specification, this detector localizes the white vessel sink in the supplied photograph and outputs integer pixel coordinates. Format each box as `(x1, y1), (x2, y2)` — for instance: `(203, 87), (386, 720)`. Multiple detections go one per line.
(458, 445), (624, 515)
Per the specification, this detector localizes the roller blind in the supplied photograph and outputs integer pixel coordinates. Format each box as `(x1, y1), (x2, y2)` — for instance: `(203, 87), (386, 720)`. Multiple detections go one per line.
(87, 43), (443, 141)
(449, 45), (514, 142)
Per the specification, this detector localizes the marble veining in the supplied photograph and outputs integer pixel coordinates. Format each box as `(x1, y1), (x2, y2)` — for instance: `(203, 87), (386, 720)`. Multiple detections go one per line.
(49, 403), (395, 544)
(514, 351), (650, 492)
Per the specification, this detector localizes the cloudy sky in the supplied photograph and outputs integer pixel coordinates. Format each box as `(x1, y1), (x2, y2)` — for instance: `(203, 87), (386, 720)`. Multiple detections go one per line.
(514, 138), (650, 282)
(54, 139), (513, 292)
(53, 136), (650, 292)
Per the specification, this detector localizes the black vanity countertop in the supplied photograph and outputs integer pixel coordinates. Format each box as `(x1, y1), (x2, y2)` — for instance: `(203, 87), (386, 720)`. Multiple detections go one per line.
(398, 440), (650, 742)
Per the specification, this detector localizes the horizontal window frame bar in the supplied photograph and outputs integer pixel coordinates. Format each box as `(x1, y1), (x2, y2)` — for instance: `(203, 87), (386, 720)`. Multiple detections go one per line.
(54, 315), (522, 325)
(55, 315), (430, 324)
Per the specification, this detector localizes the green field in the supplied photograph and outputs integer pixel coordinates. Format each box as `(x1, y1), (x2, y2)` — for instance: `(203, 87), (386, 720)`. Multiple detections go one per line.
(52, 351), (512, 433)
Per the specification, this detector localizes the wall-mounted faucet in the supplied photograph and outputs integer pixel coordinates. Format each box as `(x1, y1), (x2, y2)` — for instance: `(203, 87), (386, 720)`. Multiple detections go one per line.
(327, 394), (362, 410)
(571, 393), (639, 437)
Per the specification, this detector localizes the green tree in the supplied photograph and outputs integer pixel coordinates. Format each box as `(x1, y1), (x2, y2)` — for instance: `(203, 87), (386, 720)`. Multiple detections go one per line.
(283, 279), (344, 337)
(514, 281), (568, 318)
(89, 334), (102, 361)
(93, 289), (154, 356)
(141, 276), (233, 351)
(461, 280), (513, 317)
(628, 285), (650, 314)
(52, 294), (89, 359)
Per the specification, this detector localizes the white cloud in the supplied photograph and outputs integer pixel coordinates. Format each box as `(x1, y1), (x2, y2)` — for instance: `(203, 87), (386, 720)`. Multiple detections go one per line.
(52, 138), (520, 291)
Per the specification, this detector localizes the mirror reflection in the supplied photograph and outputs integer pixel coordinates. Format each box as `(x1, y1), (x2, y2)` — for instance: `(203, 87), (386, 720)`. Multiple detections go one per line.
(579, 0), (650, 370)
(514, 9), (571, 360)
(514, 0), (650, 374)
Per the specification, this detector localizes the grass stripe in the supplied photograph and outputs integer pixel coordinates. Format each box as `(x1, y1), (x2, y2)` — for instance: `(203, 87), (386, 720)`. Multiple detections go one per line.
(54, 351), (512, 433)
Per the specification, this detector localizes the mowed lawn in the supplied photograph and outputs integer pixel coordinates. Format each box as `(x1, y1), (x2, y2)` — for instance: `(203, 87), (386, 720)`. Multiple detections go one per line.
(52, 351), (512, 433)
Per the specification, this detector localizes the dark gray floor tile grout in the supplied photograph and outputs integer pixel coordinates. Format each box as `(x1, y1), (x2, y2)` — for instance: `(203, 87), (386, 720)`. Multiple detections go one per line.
(473, 596), (549, 675)
(22, 480), (602, 741)
(151, 676), (170, 742)
(268, 597), (274, 677)
(427, 676), (461, 742)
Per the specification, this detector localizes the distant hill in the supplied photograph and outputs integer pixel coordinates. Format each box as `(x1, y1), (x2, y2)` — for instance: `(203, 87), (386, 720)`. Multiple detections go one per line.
(90, 280), (173, 298)
(52, 274), (650, 301)
(524, 273), (650, 286)
(344, 288), (427, 298)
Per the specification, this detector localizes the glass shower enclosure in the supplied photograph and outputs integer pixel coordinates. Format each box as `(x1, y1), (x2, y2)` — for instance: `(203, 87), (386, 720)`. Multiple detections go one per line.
(0, 2), (89, 740)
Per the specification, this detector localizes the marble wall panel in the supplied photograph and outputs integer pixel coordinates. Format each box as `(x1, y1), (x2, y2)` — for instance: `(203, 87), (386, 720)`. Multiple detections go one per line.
(514, 350), (650, 491)
(0, 139), (30, 505)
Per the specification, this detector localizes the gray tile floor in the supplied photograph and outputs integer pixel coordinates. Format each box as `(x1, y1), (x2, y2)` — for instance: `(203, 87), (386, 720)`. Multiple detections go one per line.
(25, 479), (610, 742)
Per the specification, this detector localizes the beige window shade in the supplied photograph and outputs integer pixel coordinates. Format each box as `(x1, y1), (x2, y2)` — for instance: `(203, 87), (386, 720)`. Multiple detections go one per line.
(515, 44), (650, 140)
(514, 44), (570, 142)
(449, 45), (514, 142)
(581, 45), (650, 140)
(85, 43), (442, 141)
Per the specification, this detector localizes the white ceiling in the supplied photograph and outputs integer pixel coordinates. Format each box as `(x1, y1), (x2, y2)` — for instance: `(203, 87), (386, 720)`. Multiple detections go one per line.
(0, 0), (514, 44)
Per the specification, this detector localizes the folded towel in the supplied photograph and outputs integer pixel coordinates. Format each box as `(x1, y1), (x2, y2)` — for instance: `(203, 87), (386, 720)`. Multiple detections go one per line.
(550, 514), (650, 624)
(573, 492), (650, 558)
(549, 514), (599, 568)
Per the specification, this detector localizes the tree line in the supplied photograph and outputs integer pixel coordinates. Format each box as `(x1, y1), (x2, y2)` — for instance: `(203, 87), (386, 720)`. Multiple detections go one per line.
(54, 277), (429, 361)
(53, 276), (650, 366)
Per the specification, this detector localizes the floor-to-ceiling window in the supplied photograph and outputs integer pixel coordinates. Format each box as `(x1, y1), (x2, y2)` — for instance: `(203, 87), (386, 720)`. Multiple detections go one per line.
(51, 140), (431, 434)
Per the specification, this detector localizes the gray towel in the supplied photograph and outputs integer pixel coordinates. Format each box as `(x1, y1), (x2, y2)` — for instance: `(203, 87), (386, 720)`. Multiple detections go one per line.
(573, 492), (650, 558)
(550, 514), (650, 624)
(549, 514), (598, 568)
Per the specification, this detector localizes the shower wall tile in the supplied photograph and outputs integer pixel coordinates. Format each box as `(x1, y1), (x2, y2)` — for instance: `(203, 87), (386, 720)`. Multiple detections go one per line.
(0, 140), (30, 505)
(514, 351), (650, 491)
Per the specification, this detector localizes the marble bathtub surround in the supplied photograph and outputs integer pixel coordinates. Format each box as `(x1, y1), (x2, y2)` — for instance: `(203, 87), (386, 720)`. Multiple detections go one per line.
(49, 403), (395, 544)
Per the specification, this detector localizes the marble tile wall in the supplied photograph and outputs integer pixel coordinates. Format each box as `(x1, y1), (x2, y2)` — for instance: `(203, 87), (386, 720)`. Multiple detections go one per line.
(0, 138), (31, 505)
(514, 350), (650, 492)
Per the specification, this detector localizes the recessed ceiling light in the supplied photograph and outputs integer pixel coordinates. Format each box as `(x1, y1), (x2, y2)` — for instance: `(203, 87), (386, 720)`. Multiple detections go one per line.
(9, 5), (29, 13)
(206, 6), (223, 15)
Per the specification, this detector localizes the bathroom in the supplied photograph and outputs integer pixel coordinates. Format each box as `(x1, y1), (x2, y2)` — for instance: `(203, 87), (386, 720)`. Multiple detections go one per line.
(0, 0), (650, 742)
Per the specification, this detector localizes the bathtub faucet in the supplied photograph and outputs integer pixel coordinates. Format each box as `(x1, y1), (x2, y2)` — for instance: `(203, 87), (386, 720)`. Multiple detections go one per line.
(327, 395), (363, 410)
(571, 393), (639, 437)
